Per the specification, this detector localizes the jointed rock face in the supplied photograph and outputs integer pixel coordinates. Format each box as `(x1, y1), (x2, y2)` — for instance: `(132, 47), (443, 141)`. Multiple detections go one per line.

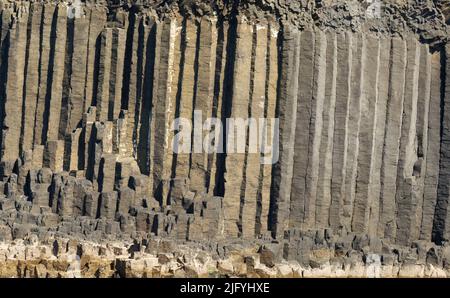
(0, 0), (449, 277)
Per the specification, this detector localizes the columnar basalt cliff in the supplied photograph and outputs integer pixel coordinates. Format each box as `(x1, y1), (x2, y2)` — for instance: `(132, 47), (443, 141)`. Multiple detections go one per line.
(0, 0), (449, 277)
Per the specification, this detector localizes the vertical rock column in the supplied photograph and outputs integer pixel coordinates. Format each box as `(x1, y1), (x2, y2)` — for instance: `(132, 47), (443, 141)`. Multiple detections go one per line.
(84, 6), (107, 109)
(289, 30), (316, 229)
(99, 153), (116, 193)
(68, 8), (90, 131)
(136, 17), (157, 173)
(82, 107), (96, 173)
(164, 18), (182, 202)
(0, 6), (9, 174)
(46, 4), (67, 142)
(222, 19), (253, 238)
(148, 19), (179, 204)
(0, 5), (11, 63)
(291, 30), (327, 229)
(368, 38), (391, 236)
(378, 38), (407, 240)
(96, 28), (113, 122)
(34, 3), (56, 146)
(206, 21), (229, 196)
(86, 121), (108, 191)
(190, 18), (217, 193)
(44, 140), (64, 172)
(109, 27), (126, 121)
(395, 38), (420, 245)
(433, 44), (450, 243)
(329, 32), (352, 229)
(256, 24), (279, 235)
(343, 33), (362, 231)
(305, 31), (327, 227)
(122, 13), (142, 161)
(172, 19), (197, 179)
(61, 9), (91, 171)
(315, 32), (337, 228)
(241, 22), (267, 239)
(124, 14), (143, 160)
(413, 44), (431, 240)
(128, 15), (153, 166)
(420, 51), (441, 241)
(69, 128), (82, 172)
(1, 5), (28, 163)
(353, 36), (376, 234)
(269, 27), (300, 238)
(21, 3), (43, 153)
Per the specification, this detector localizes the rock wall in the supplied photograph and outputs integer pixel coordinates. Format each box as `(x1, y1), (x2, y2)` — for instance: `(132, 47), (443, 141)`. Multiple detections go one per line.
(0, 0), (449, 277)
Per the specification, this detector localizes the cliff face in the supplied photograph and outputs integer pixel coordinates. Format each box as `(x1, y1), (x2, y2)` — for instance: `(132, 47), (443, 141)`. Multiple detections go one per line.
(0, 0), (449, 277)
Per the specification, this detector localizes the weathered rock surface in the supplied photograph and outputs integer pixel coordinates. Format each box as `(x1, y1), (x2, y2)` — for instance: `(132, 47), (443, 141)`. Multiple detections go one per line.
(0, 0), (449, 277)
(0, 232), (449, 278)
